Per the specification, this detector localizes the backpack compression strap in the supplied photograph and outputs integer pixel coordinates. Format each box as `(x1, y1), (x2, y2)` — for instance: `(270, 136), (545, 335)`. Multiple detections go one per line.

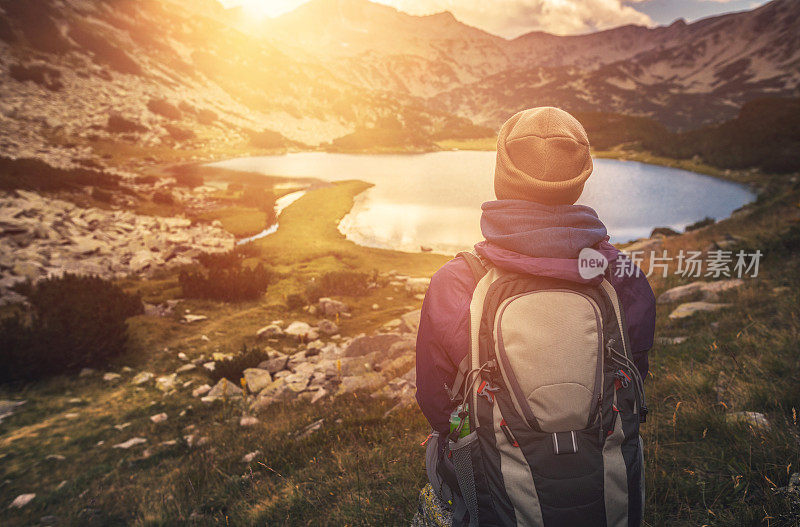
(447, 251), (490, 403)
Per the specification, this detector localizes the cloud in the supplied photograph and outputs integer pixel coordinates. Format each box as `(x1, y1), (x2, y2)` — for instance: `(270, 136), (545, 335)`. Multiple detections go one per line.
(377, 0), (654, 37)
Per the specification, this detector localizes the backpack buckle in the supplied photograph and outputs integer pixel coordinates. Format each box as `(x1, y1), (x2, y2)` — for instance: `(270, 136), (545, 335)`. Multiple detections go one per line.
(477, 380), (499, 404)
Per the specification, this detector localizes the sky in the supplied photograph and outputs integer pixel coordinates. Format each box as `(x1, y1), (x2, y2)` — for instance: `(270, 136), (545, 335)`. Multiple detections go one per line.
(221, 0), (770, 38)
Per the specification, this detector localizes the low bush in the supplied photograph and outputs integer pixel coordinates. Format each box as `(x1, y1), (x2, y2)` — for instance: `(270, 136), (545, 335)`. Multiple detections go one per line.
(9, 64), (63, 91)
(169, 165), (204, 188)
(685, 216), (715, 232)
(0, 274), (143, 384)
(147, 98), (182, 120)
(106, 114), (147, 134)
(152, 190), (174, 205)
(0, 156), (119, 192)
(208, 345), (270, 386)
(179, 250), (272, 302)
(164, 124), (196, 142)
(285, 292), (306, 311)
(306, 270), (370, 302)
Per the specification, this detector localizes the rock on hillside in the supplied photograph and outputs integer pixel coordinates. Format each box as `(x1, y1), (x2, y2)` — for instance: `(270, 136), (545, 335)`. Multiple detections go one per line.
(0, 189), (233, 304)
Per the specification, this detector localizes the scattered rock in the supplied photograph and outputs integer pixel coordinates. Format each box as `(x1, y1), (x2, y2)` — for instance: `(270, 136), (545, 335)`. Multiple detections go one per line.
(243, 368), (272, 393)
(102, 372), (121, 383)
(183, 314), (208, 324)
(46, 454), (66, 461)
(131, 372), (154, 385)
(258, 354), (289, 374)
(318, 297), (349, 316)
(655, 336), (689, 345)
(192, 384), (211, 397)
(404, 278), (430, 294)
(176, 363), (196, 374)
(203, 362), (216, 372)
(240, 416), (259, 427)
(310, 388), (328, 404)
(206, 378), (243, 399)
(113, 437), (147, 449)
(256, 324), (284, 339)
(242, 450), (261, 463)
(114, 422), (131, 431)
(337, 372), (385, 395)
(79, 368), (96, 377)
(669, 302), (732, 319)
(150, 413), (168, 423)
(401, 309), (421, 334)
(155, 373), (178, 392)
(726, 411), (770, 431)
(344, 333), (405, 358)
(8, 493), (35, 509)
(297, 418), (324, 440)
(0, 400), (26, 423)
(658, 279), (744, 304)
(317, 319), (339, 336)
(285, 321), (316, 340)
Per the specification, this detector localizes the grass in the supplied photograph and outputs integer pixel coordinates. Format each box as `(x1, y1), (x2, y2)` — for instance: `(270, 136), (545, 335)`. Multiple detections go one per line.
(196, 205), (268, 238)
(1, 152), (799, 525)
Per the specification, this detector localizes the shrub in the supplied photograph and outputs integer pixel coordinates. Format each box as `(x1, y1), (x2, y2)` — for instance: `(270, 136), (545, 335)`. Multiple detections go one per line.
(152, 190), (174, 205)
(0, 156), (119, 192)
(0, 274), (143, 384)
(306, 270), (370, 302)
(208, 345), (269, 385)
(106, 114), (147, 134)
(285, 293), (306, 311)
(169, 165), (204, 188)
(164, 124), (196, 142)
(91, 187), (113, 203)
(248, 129), (288, 149)
(179, 250), (272, 302)
(685, 217), (715, 232)
(147, 98), (182, 120)
(9, 64), (63, 91)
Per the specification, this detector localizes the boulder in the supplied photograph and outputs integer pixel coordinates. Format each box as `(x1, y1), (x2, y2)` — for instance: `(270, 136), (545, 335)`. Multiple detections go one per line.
(258, 354), (289, 375)
(285, 321), (315, 340)
(8, 494), (36, 509)
(242, 368), (272, 393)
(669, 302), (731, 320)
(240, 416), (259, 427)
(318, 298), (349, 316)
(337, 373), (385, 395)
(317, 319), (339, 336)
(726, 411), (770, 431)
(183, 314), (208, 324)
(344, 333), (405, 358)
(207, 378), (243, 399)
(113, 437), (147, 449)
(102, 372), (121, 383)
(256, 324), (283, 339)
(192, 384), (211, 397)
(296, 418), (324, 440)
(131, 371), (154, 385)
(404, 278), (430, 294)
(155, 374), (177, 392)
(242, 450), (261, 463)
(401, 309), (421, 334)
(658, 279), (744, 304)
(150, 413), (168, 423)
(657, 282), (706, 304)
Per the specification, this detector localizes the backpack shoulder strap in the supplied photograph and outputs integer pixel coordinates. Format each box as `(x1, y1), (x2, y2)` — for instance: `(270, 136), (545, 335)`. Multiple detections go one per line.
(446, 251), (491, 403)
(456, 250), (488, 283)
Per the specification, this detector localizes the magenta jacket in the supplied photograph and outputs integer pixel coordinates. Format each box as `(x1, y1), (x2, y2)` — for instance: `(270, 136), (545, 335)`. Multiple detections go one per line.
(415, 200), (656, 433)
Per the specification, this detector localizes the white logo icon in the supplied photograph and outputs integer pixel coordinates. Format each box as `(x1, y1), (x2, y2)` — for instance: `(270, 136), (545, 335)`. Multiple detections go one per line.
(578, 247), (608, 279)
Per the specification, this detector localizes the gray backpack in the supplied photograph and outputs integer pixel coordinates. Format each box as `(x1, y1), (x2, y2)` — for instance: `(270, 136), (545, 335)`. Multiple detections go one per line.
(426, 251), (646, 527)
